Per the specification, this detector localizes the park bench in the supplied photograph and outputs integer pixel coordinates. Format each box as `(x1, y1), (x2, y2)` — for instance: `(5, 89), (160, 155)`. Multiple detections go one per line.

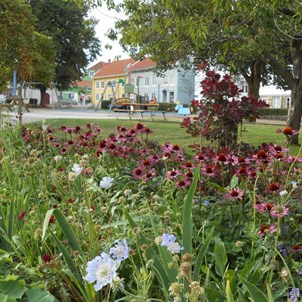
(113, 102), (167, 121)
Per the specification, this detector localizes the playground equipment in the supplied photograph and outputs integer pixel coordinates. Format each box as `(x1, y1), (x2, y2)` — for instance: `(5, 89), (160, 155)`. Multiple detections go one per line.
(95, 79), (125, 112)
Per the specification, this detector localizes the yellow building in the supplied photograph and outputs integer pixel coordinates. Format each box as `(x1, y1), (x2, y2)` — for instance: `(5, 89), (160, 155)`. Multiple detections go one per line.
(92, 58), (135, 105)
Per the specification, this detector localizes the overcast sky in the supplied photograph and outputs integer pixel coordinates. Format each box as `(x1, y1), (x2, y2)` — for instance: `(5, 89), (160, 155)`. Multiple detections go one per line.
(89, 3), (129, 65)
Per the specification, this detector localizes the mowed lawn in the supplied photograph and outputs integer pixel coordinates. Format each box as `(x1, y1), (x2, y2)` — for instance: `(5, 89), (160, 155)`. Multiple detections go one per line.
(38, 118), (301, 155)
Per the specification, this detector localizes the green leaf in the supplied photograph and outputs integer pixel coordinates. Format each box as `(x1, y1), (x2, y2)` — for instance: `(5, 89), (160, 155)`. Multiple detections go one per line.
(182, 165), (200, 254)
(0, 293), (16, 302)
(266, 283), (274, 302)
(193, 226), (215, 277)
(0, 280), (26, 299)
(48, 229), (86, 298)
(149, 210), (177, 282)
(214, 238), (228, 277)
(238, 274), (269, 302)
(25, 288), (56, 302)
(42, 209), (82, 253)
(230, 175), (239, 189)
(123, 208), (170, 299)
(226, 278), (234, 302)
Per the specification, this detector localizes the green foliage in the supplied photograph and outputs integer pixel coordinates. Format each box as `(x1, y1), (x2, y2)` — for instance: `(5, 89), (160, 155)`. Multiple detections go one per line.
(259, 108), (288, 116)
(28, 0), (101, 91)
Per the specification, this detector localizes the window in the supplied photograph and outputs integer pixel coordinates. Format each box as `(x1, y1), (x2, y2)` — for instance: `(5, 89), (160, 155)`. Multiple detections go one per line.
(169, 91), (175, 102)
(108, 94), (112, 100)
(145, 77), (149, 85)
(151, 92), (156, 100)
(286, 97), (291, 109)
(131, 79), (134, 85)
(272, 96), (281, 108)
(89, 71), (94, 77)
(101, 81), (104, 88)
(112, 80), (116, 87)
(163, 75), (168, 84)
(96, 81), (99, 88)
(241, 83), (248, 94)
(121, 93), (125, 98)
(170, 75), (175, 84)
(96, 94), (99, 100)
(152, 76), (156, 85)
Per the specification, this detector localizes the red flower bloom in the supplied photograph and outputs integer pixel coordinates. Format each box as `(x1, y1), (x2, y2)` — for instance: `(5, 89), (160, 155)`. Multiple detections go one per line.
(18, 210), (26, 220)
(268, 182), (281, 192)
(292, 245), (302, 252)
(42, 253), (52, 263)
(257, 149), (267, 159)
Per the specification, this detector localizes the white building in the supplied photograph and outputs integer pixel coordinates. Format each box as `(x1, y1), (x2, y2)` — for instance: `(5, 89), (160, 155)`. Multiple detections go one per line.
(129, 57), (195, 104)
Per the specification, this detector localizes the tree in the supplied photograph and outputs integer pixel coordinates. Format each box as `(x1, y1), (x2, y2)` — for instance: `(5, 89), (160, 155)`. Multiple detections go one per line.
(108, 0), (302, 144)
(27, 0), (101, 105)
(0, 0), (36, 90)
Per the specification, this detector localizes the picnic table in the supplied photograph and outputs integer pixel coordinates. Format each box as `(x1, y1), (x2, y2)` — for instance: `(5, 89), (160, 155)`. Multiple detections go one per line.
(113, 102), (167, 121)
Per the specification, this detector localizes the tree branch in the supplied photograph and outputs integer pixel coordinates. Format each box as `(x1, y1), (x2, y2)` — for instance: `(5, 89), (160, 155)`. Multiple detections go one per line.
(264, 52), (294, 89)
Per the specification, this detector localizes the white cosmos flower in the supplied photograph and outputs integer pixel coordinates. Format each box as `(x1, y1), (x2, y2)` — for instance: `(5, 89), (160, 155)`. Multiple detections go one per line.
(84, 252), (118, 291)
(161, 233), (184, 254)
(110, 239), (130, 262)
(99, 176), (114, 189)
(72, 163), (83, 176)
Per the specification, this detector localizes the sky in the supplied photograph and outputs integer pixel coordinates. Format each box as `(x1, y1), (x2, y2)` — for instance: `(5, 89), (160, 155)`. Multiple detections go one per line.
(89, 3), (129, 66)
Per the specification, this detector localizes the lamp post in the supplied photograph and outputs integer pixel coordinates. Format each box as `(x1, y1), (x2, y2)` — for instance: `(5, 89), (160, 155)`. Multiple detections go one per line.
(13, 70), (17, 96)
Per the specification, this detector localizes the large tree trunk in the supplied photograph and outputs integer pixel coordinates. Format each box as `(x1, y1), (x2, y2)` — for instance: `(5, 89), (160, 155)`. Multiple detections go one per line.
(287, 35), (302, 145)
(36, 84), (47, 107)
(241, 61), (262, 99)
(287, 84), (302, 145)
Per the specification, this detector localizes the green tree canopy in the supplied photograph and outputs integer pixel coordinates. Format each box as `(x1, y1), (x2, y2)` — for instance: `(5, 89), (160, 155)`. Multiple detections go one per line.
(0, 0), (36, 90)
(29, 0), (101, 91)
(107, 0), (302, 144)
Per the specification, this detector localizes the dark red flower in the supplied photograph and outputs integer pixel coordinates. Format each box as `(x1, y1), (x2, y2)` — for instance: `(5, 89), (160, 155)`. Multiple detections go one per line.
(42, 253), (52, 263)
(218, 153), (227, 162)
(292, 245), (302, 252)
(18, 210), (26, 220)
(257, 149), (267, 159)
(268, 182), (280, 192)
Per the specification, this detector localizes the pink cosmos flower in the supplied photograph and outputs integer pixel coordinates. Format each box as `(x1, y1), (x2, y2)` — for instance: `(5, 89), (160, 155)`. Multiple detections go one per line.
(258, 224), (277, 236)
(276, 127), (299, 137)
(167, 169), (181, 180)
(132, 166), (145, 180)
(225, 188), (244, 201)
(271, 205), (289, 218)
(176, 179), (190, 189)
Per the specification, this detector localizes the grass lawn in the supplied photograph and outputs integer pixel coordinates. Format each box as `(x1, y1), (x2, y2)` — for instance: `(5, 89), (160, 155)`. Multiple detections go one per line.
(36, 118), (301, 155)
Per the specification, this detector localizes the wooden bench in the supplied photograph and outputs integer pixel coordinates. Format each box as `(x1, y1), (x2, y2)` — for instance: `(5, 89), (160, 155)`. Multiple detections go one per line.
(113, 108), (145, 120)
(112, 102), (167, 121)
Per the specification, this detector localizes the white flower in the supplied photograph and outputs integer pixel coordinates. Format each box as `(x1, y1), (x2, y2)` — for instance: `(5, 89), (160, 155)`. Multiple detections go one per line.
(290, 181), (298, 188)
(279, 190), (288, 196)
(84, 252), (118, 291)
(72, 163), (82, 176)
(161, 233), (184, 254)
(110, 239), (130, 262)
(99, 176), (114, 189)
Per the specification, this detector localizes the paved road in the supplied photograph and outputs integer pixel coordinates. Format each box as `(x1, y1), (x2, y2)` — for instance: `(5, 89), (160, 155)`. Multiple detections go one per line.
(5, 106), (287, 125)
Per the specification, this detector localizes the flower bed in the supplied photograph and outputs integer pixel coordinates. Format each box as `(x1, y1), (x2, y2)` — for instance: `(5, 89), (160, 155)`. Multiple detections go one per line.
(0, 119), (301, 301)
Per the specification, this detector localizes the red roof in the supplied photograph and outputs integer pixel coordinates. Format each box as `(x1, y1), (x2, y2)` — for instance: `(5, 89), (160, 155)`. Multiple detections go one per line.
(94, 58), (136, 78)
(74, 80), (92, 88)
(89, 61), (107, 72)
(130, 57), (157, 70)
